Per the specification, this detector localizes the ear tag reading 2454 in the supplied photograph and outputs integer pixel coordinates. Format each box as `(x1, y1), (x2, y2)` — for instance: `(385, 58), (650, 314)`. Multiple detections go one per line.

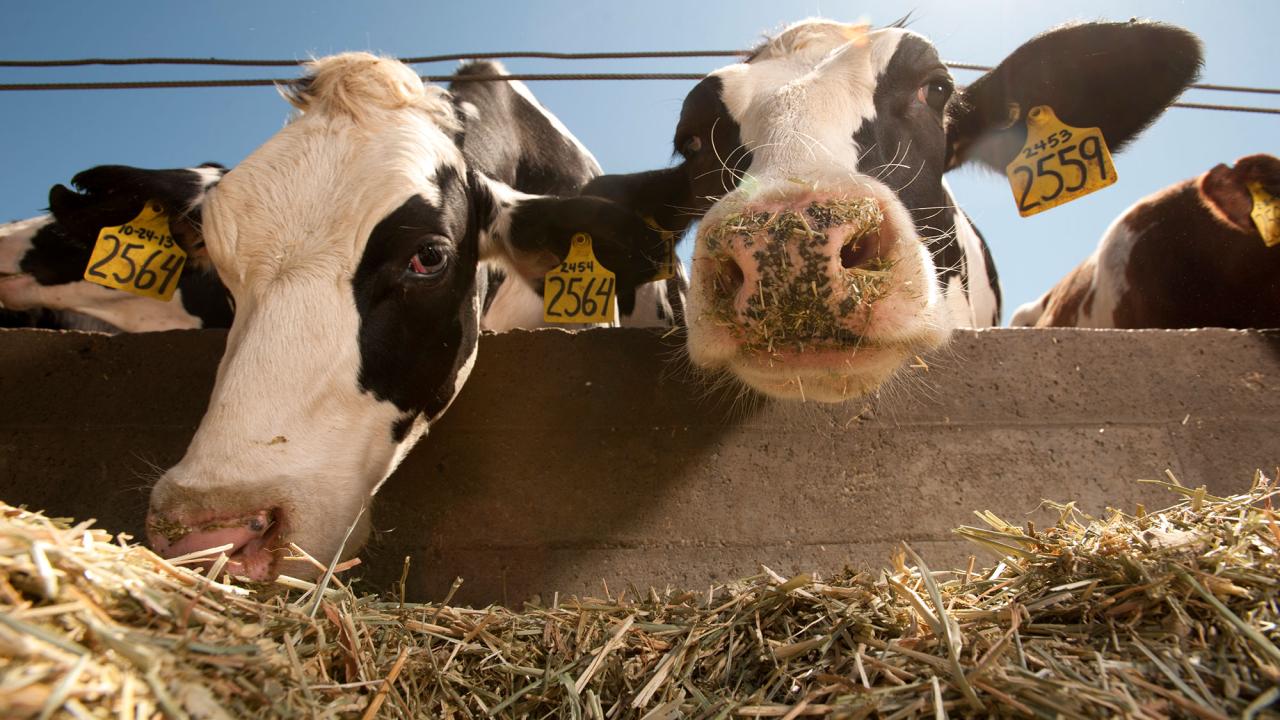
(543, 233), (617, 324)
(1247, 182), (1280, 248)
(1006, 105), (1117, 218)
(83, 201), (187, 301)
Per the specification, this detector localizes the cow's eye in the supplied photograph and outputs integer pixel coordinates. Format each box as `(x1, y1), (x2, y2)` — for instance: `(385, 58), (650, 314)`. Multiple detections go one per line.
(916, 78), (952, 113)
(406, 245), (449, 278)
(679, 135), (703, 158)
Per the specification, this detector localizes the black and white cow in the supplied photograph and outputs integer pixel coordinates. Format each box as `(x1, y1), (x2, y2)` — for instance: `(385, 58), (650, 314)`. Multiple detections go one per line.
(582, 18), (1201, 401)
(46, 55), (671, 580)
(0, 199), (234, 332)
(7, 131), (679, 333)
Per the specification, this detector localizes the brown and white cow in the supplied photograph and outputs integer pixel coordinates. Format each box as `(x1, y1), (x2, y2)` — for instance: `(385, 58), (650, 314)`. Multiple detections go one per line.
(1012, 153), (1280, 329)
(47, 55), (670, 580)
(583, 18), (1202, 401)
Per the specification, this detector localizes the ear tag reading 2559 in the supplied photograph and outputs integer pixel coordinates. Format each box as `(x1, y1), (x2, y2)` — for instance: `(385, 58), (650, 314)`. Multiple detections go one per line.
(1247, 182), (1280, 248)
(1006, 105), (1117, 217)
(83, 201), (187, 301)
(543, 233), (616, 324)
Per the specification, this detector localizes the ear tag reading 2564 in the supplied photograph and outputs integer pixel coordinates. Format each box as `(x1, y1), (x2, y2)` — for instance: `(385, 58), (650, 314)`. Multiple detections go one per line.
(543, 233), (617, 324)
(1006, 105), (1117, 217)
(1247, 182), (1280, 248)
(83, 201), (187, 301)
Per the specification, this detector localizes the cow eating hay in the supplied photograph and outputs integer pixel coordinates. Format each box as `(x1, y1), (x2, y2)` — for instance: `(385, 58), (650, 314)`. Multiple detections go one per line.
(2, 473), (1278, 717)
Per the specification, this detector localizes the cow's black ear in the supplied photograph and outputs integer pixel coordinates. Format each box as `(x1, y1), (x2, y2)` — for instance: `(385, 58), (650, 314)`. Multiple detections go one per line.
(579, 166), (700, 239)
(473, 173), (668, 315)
(49, 164), (225, 267)
(945, 21), (1202, 171)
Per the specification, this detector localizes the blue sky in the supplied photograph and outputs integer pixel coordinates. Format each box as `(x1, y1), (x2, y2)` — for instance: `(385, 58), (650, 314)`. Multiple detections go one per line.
(1, 1), (1274, 321)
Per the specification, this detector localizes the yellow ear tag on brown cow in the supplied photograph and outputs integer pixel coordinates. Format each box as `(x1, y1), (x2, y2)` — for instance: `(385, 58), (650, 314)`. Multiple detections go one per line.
(543, 233), (617, 324)
(1006, 105), (1117, 218)
(83, 200), (187, 301)
(642, 215), (678, 282)
(1247, 181), (1280, 248)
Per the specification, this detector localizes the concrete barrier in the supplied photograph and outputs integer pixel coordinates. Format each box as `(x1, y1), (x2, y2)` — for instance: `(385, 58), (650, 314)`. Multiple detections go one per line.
(1, 327), (1278, 606)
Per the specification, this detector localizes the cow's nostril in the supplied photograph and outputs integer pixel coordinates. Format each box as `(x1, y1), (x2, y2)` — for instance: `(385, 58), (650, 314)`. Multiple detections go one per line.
(840, 230), (884, 270)
(713, 256), (746, 298)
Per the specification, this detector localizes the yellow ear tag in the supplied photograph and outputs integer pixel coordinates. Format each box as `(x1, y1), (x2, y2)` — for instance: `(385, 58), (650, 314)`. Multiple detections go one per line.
(1006, 105), (1117, 217)
(83, 201), (187, 301)
(1247, 181), (1280, 248)
(642, 215), (678, 282)
(542, 233), (617, 324)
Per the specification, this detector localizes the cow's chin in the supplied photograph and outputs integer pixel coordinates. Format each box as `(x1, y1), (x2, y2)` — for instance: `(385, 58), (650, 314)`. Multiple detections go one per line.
(730, 346), (914, 402)
(685, 289), (952, 403)
(702, 330), (947, 402)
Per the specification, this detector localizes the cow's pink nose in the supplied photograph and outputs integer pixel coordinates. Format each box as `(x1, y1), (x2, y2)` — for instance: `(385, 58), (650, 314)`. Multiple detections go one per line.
(699, 195), (894, 344)
(147, 509), (280, 580)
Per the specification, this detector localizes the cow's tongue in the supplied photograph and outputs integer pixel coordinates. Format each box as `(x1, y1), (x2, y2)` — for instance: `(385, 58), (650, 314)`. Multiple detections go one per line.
(162, 525), (260, 559)
(155, 510), (274, 560)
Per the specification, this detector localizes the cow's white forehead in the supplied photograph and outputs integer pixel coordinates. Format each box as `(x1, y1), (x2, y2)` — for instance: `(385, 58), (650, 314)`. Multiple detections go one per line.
(715, 27), (915, 123)
(204, 53), (464, 291)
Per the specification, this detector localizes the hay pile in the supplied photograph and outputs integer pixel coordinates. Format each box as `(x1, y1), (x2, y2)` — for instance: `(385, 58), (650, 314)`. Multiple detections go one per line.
(3, 472), (1280, 718)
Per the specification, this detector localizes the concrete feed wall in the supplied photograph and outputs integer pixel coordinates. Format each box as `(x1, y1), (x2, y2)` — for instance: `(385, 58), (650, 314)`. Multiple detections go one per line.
(1, 327), (1277, 606)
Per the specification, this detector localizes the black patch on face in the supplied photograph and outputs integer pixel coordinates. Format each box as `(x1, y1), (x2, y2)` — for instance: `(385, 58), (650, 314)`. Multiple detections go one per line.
(390, 414), (418, 444)
(352, 166), (484, 431)
(20, 221), (93, 286)
(580, 75), (748, 239)
(852, 35), (968, 291)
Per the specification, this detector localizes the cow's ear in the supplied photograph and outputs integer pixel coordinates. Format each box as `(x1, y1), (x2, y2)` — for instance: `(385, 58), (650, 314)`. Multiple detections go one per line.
(1199, 155), (1280, 236)
(945, 21), (1202, 171)
(579, 166), (701, 238)
(471, 172), (667, 315)
(48, 164), (225, 268)
(1199, 164), (1256, 234)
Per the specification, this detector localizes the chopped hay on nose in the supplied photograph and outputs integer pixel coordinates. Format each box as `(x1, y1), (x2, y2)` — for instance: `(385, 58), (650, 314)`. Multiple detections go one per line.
(1, 472), (1279, 718)
(703, 199), (894, 355)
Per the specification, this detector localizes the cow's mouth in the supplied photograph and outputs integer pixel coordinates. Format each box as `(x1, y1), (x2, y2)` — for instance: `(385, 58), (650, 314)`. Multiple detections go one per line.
(148, 508), (284, 582)
(722, 331), (943, 401)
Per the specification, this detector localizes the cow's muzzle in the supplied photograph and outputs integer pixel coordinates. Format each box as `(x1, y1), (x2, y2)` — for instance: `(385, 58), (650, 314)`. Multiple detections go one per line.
(147, 508), (283, 581)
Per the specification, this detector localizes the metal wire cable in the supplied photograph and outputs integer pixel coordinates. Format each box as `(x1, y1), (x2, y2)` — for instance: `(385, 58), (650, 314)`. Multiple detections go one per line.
(1170, 102), (1280, 115)
(0, 51), (1276, 96)
(1, 74), (1278, 114)
(0, 73), (708, 91)
(0, 50), (747, 67)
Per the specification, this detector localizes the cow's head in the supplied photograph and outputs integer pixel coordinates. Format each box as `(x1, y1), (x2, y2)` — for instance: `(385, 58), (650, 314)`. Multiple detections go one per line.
(50, 54), (664, 579)
(1200, 154), (1280, 238)
(584, 19), (1201, 401)
(0, 166), (232, 332)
